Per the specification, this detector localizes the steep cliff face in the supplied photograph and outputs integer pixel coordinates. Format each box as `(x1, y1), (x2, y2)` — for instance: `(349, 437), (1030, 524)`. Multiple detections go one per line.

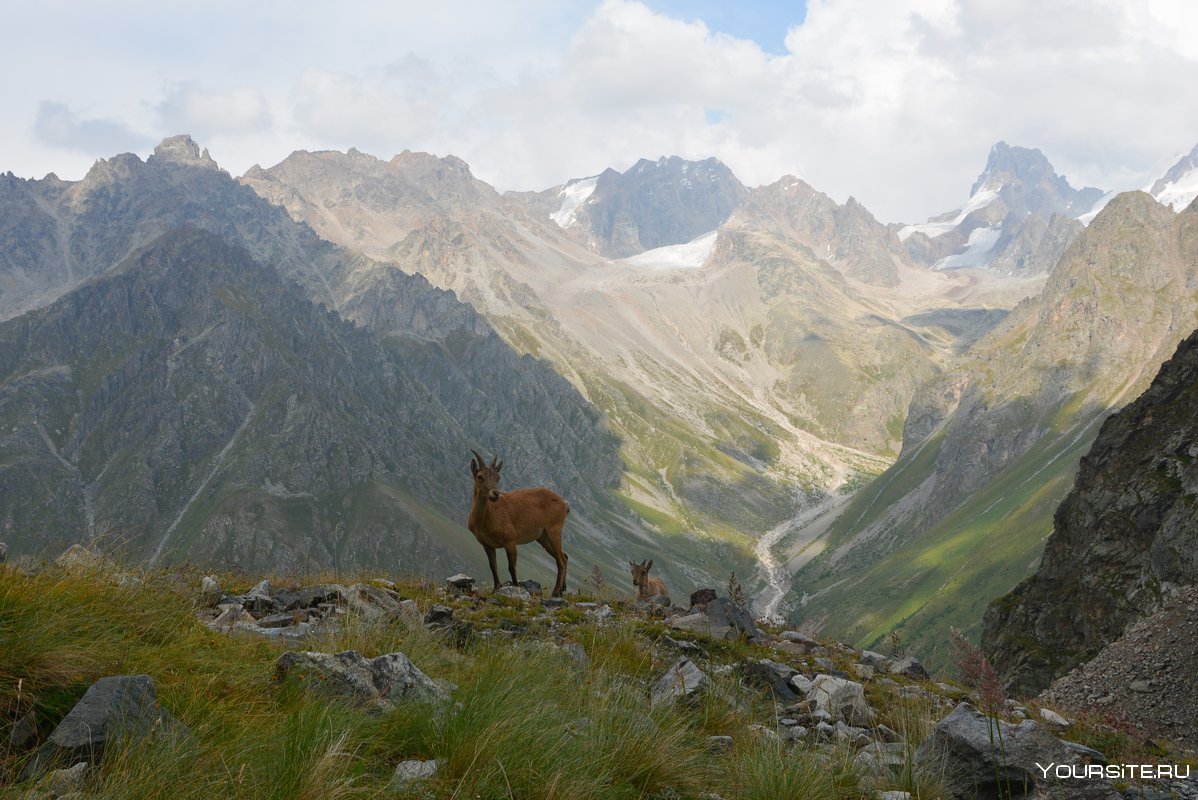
(982, 325), (1198, 696)
(561, 156), (749, 258)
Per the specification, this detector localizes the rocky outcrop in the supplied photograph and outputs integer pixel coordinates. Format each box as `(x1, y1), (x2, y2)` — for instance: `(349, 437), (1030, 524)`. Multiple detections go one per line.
(914, 703), (1118, 799)
(561, 156), (748, 258)
(274, 650), (446, 711)
(984, 327), (1198, 696)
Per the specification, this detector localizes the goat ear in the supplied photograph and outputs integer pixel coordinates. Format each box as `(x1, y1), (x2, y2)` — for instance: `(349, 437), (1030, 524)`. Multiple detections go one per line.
(470, 458), (479, 475)
(629, 560), (636, 569)
(495, 459), (503, 472)
(646, 559), (653, 571)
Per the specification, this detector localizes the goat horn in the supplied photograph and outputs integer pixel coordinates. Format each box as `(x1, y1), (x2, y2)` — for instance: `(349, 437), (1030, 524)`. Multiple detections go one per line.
(490, 454), (499, 468)
(471, 449), (485, 464)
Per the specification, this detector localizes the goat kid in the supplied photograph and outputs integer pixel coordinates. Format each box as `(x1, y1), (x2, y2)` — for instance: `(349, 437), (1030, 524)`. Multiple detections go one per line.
(467, 450), (570, 597)
(630, 559), (667, 600)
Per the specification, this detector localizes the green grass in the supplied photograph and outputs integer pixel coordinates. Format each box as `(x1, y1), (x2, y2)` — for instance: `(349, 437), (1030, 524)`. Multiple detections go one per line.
(1, 560), (915, 800)
(794, 409), (1104, 673)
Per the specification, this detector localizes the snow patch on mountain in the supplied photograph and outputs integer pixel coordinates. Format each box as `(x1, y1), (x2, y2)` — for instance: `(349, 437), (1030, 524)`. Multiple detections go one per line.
(1078, 190), (1119, 225)
(623, 230), (718, 269)
(899, 188), (999, 241)
(1153, 168), (1198, 212)
(551, 176), (599, 228)
(934, 226), (1002, 269)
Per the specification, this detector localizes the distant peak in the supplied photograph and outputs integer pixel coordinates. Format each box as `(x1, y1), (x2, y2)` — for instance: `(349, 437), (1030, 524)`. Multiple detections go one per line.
(151, 135), (220, 170)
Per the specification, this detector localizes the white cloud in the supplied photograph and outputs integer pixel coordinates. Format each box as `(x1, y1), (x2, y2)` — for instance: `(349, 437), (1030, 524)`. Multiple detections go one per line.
(159, 84), (271, 139)
(32, 102), (153, 156)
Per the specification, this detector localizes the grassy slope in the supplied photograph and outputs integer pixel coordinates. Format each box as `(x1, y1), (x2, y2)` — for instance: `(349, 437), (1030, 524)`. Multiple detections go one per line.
(0, 562), (905, 800)
(796, 408), (1105, 671)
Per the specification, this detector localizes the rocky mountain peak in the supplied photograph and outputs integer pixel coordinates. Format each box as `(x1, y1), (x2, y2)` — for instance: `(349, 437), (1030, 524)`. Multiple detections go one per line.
(971, 140), (1103, 218)
(150, 135), (221, 171)
(558, 155), (748, 258)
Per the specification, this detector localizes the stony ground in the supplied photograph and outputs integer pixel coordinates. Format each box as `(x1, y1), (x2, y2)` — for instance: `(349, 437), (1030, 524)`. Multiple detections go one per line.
(1042, 586), (1198, 750)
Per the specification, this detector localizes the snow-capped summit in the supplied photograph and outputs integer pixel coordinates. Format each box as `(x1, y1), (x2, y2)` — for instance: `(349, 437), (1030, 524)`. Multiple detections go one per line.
(1150, 142), (1198, 212)
(900, 142), (1104, 274)
(548, 156), (748, 259)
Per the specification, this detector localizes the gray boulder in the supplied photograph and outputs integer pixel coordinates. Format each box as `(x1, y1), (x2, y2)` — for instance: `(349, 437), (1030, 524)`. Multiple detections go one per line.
(517, 579), (542, 596)
(669, 597), (758, 640)
(889, 656), (930, 680)
(340, 583), (408, 621)
(26, 675), (181, 776)
(275, 650), (447, 712)
(391, 758), (439, 788)
(807, 674), (872, 725)
(496, 585), (532, 603)
(914, 702), (1119, 799)
(424, 605), (454, 627)
(854, 742), (910, 779)
(446, 573), (475, 592)
(737, 659), (801, 702)
(274, 584), (344, 612)
(651, 657), (709, 707)
(690, 588), (718, 606)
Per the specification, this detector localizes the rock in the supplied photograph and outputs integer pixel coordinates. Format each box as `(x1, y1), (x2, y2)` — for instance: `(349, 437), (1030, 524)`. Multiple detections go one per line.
(781, 724), (809, 743)
(33, 675), (179, 773)
(0, 541), (7, 563)
(670, 597), (758, 640)
(340, 583), (408, 621)
(780, 630), (821, 647)
(806, 675), (872, 725)
(274, 584), (343, 612)
(275, 650), (447, 712)
(873, 723), (902, 743)
(255, 612), (303, 629)
(737, 659), (801, 702)
(913, 702), (1118, 799)
(390, 758), (439, 787)
(1129, 679), (1152, 693)
(888, 656), (930, 680)
(835, 721), (871, 745)
(10, 709), (38, 749)
(746, 723), (782, 743)
(651, 657), (709, 707)
(207, 603), (257, 632)
(853, 663), (876, 680)
(558, 641), (589, 670)
(517, 579), (542, 596)
(662, 635), (706, 657)
(424, 605), (454, 627)
(1040, 707), (1071, 727)
(543, 597), (567, 608)
(876, 792), (912, 800)
(396, 599), (423, 630)
(854, 742), (909, 778)
(495, 585), (532, 602)
(706, 735), (734, 754)
(446, 573), (475, 592)
(584, 603), (613, 622)
(44, 761), (90, 794)
(237, 580), (277, 614)
(690, 588), (718, 606)
(789, 674), (814, 695)
(814, 720), (837, 740)
(859, 650), (892, 669)
(199, 575), (223, 607)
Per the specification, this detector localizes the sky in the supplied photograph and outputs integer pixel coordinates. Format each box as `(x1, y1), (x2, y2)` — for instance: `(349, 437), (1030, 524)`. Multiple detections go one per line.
(2, 0), (1197, 223)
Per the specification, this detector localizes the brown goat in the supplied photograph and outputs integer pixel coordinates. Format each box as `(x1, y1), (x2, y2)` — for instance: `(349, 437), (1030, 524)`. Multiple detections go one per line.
(467, 450), (570, 596)
(630, 559), (667, 600)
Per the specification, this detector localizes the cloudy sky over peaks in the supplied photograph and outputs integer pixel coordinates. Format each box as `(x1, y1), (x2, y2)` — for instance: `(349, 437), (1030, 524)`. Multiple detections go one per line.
(2, 0), (1196, 222)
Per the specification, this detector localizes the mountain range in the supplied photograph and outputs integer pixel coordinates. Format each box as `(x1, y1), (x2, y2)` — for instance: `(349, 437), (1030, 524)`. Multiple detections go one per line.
(3, 133), (1197, 663)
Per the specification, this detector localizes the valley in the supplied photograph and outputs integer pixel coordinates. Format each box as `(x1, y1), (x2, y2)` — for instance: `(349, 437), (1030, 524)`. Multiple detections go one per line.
(2, 134), (1197, 672)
